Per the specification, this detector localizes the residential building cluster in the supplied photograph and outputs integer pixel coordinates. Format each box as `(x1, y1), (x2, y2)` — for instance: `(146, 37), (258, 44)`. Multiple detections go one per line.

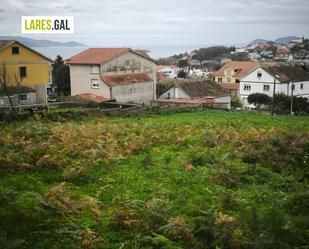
(0, 39), (309, 110)
(214, 61), (309, 107)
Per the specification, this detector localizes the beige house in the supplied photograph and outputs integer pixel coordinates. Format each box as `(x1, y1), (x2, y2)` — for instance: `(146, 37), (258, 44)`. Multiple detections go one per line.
(66, 48), (156, 104)
(214, 61), (259, 96)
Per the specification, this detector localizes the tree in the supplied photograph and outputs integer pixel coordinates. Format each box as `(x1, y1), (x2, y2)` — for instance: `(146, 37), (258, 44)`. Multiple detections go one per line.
(192, 46), (233, 61)
(177, 70), (187, 79)
(248, 93), (271, 110)
(0, 64), (13, 106)
(0, 63), (25, 107)
(178, 59), (189, 68)
(52, 55), (70, 96)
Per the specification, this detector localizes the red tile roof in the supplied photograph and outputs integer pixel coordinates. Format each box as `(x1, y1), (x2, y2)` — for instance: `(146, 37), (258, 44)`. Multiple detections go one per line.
(157, 98), (215, 104)
(66, 48), (129, 65)
(134, 49), (152, 60)
(66, 48), (155, 65)
(101, 73), (152, 87)
(220, 83), (239, 90)
(215, 61), (259, 79)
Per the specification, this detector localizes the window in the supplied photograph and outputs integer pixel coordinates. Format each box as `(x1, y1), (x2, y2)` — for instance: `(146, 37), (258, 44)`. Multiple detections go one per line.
(226, 77), (231, 83)
(226, 68), (232, 76)
(18, 94), (27, 101)
(292, 84), (295, 90)
(91, 79), (99, 89)
(12, 47), (19, 55)
(218, 78), (222, 83)
(167, 93), (171, 99)
(300, 83), (303, 89)
(129, 87), (135, 94)
(257, 71), (262, 78)
(20, 67), (27, 78)
(244, 84), (251, 91)
(263, 85), (270, 91)
(236, 79), (240, 83)
(91, 65), (99, 74)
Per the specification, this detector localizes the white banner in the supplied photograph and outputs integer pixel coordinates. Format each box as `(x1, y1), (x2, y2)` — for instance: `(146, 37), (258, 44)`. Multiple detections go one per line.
(21, 16), (74, 34)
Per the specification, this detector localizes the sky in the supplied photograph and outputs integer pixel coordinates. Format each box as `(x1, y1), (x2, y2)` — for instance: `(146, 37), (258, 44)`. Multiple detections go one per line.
(0, 0), (309, 47)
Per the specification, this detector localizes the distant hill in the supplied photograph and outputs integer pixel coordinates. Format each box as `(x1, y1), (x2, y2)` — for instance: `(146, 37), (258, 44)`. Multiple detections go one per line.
(0, 36), (85, 47)
(275, 36), (300, 45)
(248, 36), (301, 46)
(248, 39), (269, 46)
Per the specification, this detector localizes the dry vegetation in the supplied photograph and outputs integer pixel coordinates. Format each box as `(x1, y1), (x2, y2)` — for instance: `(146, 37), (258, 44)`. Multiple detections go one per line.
(0, 110), (308, 249)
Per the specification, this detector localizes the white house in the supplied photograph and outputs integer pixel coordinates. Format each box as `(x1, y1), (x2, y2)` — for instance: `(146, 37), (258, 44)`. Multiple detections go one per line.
(158, 80), (232, 109)
(240, 66), (309, 106)
(67, 48), (156, 104)
(156, 66), (179, 79)
(187, 68), (208, 78)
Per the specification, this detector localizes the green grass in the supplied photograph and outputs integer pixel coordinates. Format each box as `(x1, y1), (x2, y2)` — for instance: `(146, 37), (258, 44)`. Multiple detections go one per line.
(0, 110), (308, 249)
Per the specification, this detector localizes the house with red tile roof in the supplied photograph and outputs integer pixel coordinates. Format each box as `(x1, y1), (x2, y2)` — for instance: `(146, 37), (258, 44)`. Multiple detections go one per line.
(66, 48), (156, 103)
(214, 61), (259, 96)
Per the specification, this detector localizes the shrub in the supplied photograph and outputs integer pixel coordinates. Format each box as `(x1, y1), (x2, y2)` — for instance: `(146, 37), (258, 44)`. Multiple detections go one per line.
(248, 93), (271, 110)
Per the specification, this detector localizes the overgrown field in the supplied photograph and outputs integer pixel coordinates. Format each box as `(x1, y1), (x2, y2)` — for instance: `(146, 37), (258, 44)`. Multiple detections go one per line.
(0, 110), (308, 249)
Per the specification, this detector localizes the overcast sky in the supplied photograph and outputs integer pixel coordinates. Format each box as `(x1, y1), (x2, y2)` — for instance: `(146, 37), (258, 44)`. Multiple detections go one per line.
(0, 0), (309, 47)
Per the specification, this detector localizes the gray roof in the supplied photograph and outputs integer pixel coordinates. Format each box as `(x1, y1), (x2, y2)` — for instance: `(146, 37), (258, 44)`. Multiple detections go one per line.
(176, 80), (228, 98)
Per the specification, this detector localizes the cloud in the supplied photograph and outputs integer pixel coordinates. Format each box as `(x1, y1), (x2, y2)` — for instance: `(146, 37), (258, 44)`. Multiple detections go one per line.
(0, 0), (308, 45)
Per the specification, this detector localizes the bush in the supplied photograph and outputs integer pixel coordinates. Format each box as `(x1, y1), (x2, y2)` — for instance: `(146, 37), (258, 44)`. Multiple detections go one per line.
(273, 93), (309, 114)
(248, 93), (271, 110)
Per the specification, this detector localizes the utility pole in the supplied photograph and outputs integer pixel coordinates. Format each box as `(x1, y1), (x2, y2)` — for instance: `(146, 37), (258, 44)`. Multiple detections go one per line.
(272, 77), (276, 115)
(290, 81), (294, 116)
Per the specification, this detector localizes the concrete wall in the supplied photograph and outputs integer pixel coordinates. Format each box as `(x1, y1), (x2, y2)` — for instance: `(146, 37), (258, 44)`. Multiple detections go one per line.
(112, 81), (153, 104)
(290, 81), (309, 98)
(29, 84), (47, 104)
(111, 81), (154, 104)
(214, 95), (232, 110)
(0, 92), (36, 106)
(69, 51), (157, 103)
(70, 64), (111, 99)
(101, 51), (156, 100)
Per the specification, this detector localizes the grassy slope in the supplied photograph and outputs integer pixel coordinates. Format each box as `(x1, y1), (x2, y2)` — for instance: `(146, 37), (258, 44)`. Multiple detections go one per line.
(0, 110), (308, 249)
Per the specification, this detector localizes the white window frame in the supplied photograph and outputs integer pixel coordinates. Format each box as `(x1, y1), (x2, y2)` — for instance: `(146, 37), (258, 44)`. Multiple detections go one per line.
(263, 85), (270, 91)
(91, 79), (99, 89)
(257, 71), (262, 78)
(18, 94), (27, 100)
(244, 84), (251, 91)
